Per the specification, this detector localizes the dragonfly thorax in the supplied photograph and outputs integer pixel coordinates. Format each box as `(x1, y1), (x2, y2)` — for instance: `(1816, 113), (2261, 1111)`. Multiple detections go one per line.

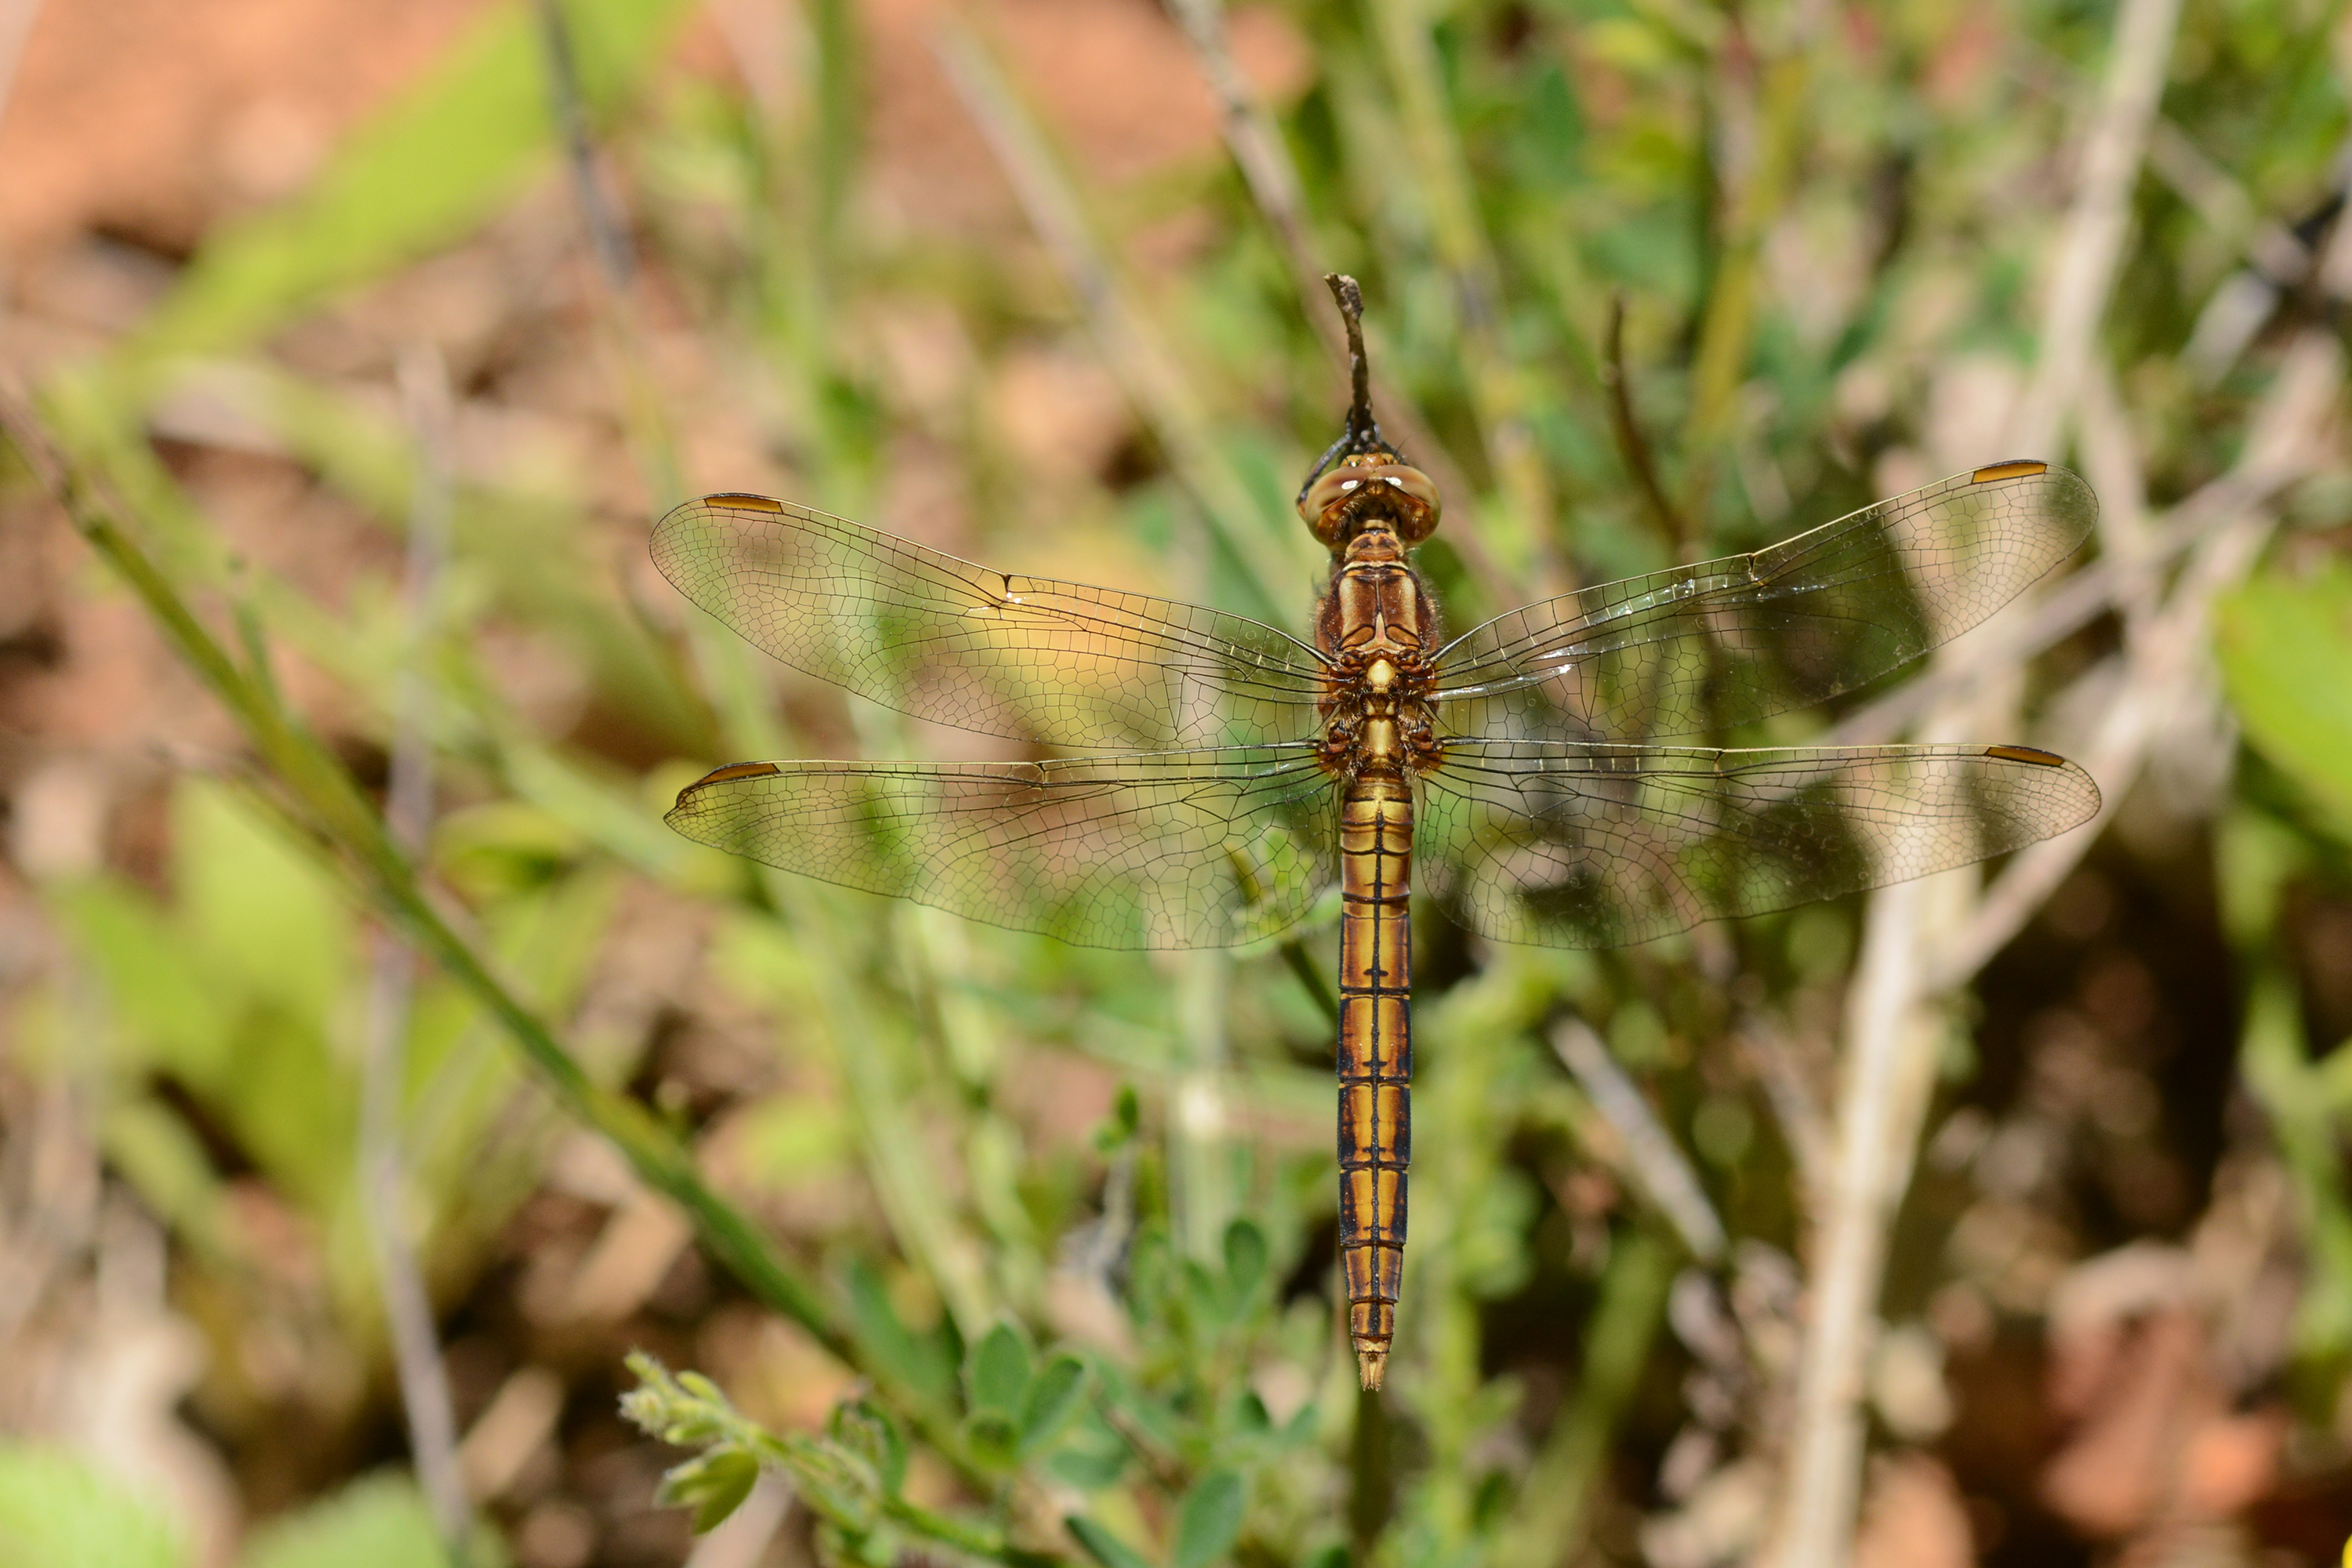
(1316, 527), (1444, 781)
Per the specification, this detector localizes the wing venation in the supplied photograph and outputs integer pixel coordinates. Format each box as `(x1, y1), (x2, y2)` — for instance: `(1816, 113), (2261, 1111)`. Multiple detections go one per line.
(1433, 463), (2096, 744)
(667, 749), (1338, 949)
(1417, 741), (2100, 948)
(652, 495), (1330, 750)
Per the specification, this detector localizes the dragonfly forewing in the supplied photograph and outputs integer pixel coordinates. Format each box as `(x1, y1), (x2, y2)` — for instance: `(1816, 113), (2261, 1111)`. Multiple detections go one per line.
(1416, 740), (2101, 949)
(651, 494), (1332, 751)
(666, 749), (1339, 949)
(1432, 463), (2097, 746)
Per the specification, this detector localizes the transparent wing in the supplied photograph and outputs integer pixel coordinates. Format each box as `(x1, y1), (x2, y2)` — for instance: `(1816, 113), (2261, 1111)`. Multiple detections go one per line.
(1432, 463), (2096, 743)
(666, 750), (1338, 949)
(1417, 740), (2100, 948)
(652, 494), (1330, 750)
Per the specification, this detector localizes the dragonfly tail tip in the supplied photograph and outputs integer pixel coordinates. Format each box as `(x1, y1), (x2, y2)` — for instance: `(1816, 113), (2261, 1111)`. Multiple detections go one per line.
(1356, 1346), (1388, 1392)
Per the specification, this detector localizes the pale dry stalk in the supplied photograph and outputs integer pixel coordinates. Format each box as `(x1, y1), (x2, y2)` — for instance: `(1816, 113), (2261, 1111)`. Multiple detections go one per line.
(2002, 0), (2185, 456)
(1770, 0), (2184, 1557)
(358, 345), (471, 1559)
(1552, 1019), (1727, 1263)
(1766, 739), (1971, 1568)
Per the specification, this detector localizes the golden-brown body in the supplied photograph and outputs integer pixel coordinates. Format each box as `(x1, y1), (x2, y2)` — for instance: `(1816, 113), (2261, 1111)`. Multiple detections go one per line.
(1313, 521), (1443, 1391)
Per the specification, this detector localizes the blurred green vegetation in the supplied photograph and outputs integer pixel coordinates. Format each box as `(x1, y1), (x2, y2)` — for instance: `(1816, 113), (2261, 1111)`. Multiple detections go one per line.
(8, 0), (2352, 1563)
(0, 1447), (463, 1568)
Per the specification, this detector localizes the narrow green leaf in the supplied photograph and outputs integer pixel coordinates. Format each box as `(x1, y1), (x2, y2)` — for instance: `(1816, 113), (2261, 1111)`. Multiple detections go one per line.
(1222, 1218), (1268, 1301)
(1045, 1408), (1131, 1490)
(113, 0), (699, 374)
(2241, 974), (2352, 1357)
(845, 1259), (956, 1408)
(1171, 1470), (1246, 1568)
(1048, 1443), (1130, 1490)
(1065, 1515), (1156, 1568)
(1094, 1361), (1184, 1452)
(2215, 808), (2310, 948)
(1179, 1258), (1226, 1324)
(46, 880), (229, 1076)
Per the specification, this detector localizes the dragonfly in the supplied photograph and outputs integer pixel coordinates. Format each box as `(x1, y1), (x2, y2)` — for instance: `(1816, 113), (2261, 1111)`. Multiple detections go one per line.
(650, 276), (2101, 1392)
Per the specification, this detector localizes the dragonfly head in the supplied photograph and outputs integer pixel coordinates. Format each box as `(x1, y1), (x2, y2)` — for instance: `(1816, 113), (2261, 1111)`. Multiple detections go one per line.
(1297, 274), (1443, 548)
(1299, 455), (1443, 546)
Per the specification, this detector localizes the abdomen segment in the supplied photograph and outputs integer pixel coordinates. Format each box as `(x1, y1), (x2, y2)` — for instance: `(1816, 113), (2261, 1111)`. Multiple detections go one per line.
(1337, 775), (1413, 1391)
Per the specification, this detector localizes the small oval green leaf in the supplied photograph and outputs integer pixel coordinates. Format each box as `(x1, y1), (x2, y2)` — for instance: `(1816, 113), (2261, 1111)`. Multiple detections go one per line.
(962, 1410), (1021, 1470)
(968, 1322), (1033, 1414)
(1171, 1469), (1246, 1568)
(654, 1449), (760, 1534)
(1019, 1353), (1089, 1451)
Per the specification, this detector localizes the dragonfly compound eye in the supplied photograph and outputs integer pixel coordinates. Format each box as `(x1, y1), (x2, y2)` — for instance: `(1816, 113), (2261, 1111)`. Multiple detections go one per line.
(1298, 460), (1443, 545)
(1374, 463), (1442, 542)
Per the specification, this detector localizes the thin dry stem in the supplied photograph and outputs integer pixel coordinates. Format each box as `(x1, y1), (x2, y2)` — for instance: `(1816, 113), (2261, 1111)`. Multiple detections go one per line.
(1159, 0), (1506, 600)
(2002, 0), (2184, 453)
(536, 0), (637, 292)
(1739, 1022), (1831, 1214)
(931, 16), (1316, 607)
(2146, 118), (2311, 282)
(1171, 949), (1235, 1265)
(1364, 0), (1563, 599)
(1552, 1019), (1725, 1262)
(1602, 295), (1688, 554)
(359, 346), (471, 1559)
(1768, 857), (1951, 1568)
(1323, 272), (1381, 456)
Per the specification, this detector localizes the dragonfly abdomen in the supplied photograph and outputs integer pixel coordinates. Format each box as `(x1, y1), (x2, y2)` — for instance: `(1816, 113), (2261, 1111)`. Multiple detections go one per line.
(1337, 772), (1413, 1392)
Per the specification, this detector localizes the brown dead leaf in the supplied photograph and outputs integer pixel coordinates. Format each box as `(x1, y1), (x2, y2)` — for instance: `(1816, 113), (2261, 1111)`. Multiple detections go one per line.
(2042, 1308), (2208, 1537)
(1853, 1453), (1975, 1568)
(2176, 1410), (2287, 1519)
